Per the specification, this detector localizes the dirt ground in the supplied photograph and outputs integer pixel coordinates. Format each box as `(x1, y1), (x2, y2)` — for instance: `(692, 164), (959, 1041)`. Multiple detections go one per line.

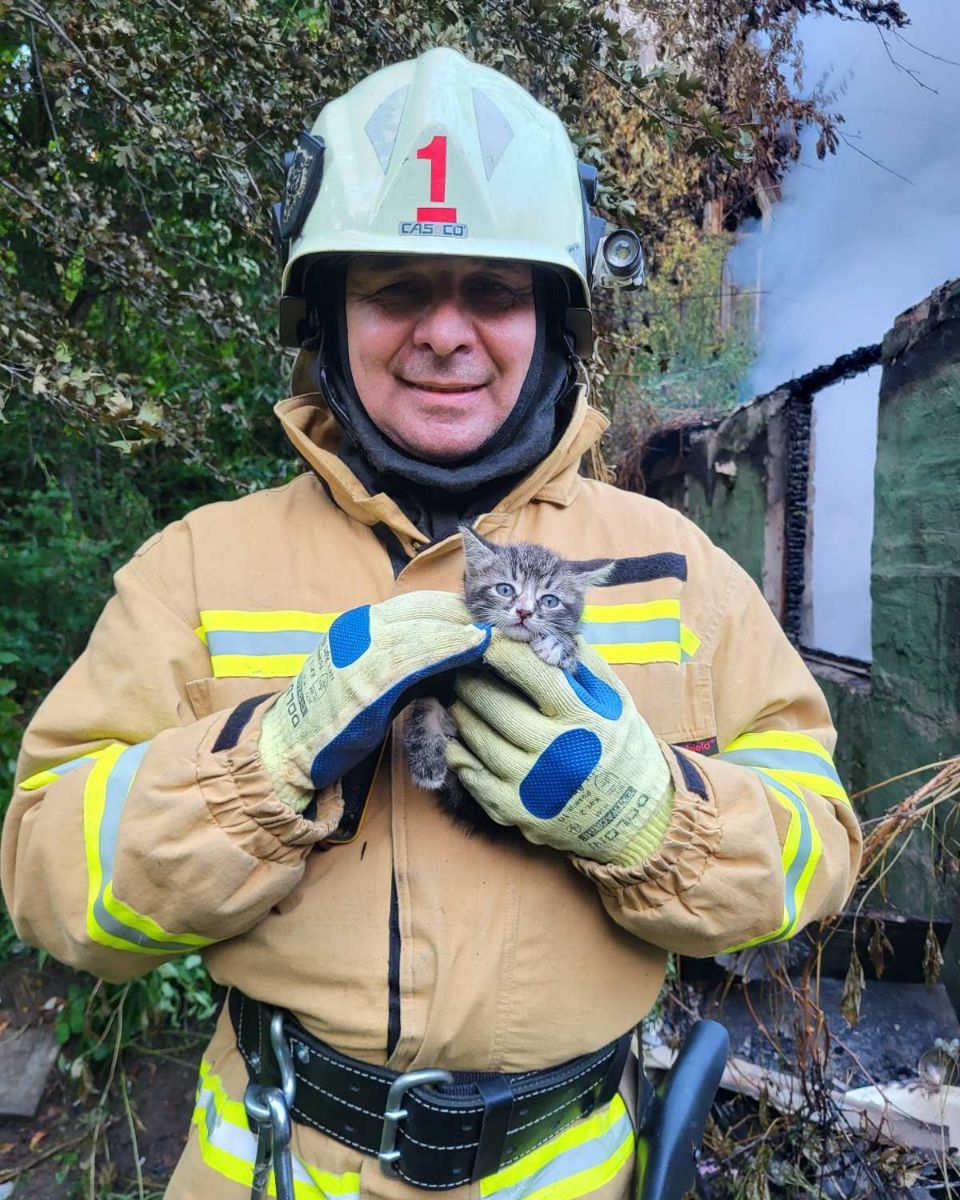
(0, 960), (209, 1199)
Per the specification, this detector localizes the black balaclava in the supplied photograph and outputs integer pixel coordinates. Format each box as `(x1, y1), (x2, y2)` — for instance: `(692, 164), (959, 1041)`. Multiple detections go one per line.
(309, 264), (577, 546)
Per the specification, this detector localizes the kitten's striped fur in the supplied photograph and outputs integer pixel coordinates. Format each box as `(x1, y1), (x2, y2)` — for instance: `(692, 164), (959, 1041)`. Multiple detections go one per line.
(404, 526), (611, 839)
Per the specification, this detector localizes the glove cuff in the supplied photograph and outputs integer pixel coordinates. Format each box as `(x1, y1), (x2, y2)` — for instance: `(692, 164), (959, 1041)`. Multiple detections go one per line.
(259, 693), (315, 813)
(609, 776), (676, 867)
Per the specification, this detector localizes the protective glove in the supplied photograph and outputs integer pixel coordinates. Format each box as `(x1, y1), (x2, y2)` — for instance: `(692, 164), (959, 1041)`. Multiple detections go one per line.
(259, 592), (490, 813)
(446, 634), (674, 865)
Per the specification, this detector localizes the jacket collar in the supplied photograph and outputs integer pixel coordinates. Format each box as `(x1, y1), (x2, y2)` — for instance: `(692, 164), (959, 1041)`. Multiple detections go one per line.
(275, 355), (608, 556)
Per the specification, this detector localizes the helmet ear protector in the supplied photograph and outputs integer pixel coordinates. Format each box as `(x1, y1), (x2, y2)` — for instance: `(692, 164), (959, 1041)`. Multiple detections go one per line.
(273, 144), (645, 356)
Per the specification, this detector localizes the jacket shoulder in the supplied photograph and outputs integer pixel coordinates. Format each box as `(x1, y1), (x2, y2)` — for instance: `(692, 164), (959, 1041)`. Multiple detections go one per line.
(572, 479), (756, 658)
(131, 474), (325, 561)
(115, 474), (332, 609)
(576, 479), (735, 563)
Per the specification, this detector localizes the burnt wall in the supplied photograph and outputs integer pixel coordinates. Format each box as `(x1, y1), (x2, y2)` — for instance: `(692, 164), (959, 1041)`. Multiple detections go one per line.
(860, 280), (960, 997)
(638, 277), (960, 1004)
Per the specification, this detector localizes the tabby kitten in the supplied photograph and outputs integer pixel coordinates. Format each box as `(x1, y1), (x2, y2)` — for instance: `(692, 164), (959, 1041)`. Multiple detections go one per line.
(403, 526), (612, 838)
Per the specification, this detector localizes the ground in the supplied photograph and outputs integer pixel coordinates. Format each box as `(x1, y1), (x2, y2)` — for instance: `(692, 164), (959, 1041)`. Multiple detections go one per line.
(0, 959), (207, 1199)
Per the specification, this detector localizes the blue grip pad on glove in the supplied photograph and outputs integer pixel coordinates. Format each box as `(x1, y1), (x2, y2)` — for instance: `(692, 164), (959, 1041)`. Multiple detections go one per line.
(519, 728), (602, 818)
(563, 662), (622, 720)
(310, 625), (492, 789)
(328, 606), (373, 668)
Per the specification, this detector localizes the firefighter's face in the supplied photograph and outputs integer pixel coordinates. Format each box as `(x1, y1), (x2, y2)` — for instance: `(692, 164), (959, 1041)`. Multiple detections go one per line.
(345, 255), (536, 462)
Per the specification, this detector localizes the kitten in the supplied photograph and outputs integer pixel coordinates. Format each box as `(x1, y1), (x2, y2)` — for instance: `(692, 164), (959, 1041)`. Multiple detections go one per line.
(403, 526), (612, 839)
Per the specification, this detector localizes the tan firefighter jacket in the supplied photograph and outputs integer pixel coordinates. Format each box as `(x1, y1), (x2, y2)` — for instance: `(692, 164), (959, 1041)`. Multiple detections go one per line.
(2, 383), (861, 1200)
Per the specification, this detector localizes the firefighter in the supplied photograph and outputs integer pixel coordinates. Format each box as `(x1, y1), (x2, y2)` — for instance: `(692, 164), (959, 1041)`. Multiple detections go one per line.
(1, 47), (861, 1200)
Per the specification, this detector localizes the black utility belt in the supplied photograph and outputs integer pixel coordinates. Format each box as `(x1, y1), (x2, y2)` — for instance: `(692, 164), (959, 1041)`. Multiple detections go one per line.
(229, 988), (632, 1191)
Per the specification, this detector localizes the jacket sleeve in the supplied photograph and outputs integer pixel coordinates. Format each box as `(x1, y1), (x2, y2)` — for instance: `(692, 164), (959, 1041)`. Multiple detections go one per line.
(0, 522), (339, 983)
(574, 551), (862, 957)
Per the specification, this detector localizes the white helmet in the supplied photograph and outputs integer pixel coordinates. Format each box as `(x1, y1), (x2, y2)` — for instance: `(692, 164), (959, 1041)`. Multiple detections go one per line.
(273, 47), (643, 356)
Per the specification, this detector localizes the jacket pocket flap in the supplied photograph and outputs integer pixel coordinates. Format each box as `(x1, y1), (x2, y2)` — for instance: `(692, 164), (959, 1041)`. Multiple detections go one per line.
(185, 676), (287, 721)
(616, 660), (716, 746)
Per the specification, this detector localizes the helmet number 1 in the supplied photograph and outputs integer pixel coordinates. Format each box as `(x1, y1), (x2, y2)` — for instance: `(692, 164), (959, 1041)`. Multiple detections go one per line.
(416, 135), (458, 223)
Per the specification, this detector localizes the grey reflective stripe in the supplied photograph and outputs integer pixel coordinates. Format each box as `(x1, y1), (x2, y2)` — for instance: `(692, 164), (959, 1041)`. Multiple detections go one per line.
(197, 1085), (259, 1163)
(720, 747), (843, 789)
(365, 85), (409, 174)
(484, 1110), (633, 1200)
(21, 752), (103, 791)
(581, 618), (681, 646)
(207, 629), (324, 657)
(50, 754), (96, 778)
(195, 1084), (361, 1199)
(92, 741), (201, 953)
(755, 769), (814, 936)
(472, 88), (514, 179)
(99, 742), (150, 883)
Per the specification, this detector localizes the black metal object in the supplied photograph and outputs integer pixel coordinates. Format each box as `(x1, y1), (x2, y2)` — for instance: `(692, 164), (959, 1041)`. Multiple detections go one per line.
(635, 1020), (730, 1200)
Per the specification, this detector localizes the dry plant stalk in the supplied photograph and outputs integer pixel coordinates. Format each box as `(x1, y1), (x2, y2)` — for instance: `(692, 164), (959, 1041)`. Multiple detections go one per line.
(857, 755), (960, 880)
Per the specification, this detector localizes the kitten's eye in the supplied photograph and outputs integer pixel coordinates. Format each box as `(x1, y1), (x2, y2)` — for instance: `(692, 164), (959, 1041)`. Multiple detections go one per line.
(540, 594), (561, 609)
(494, 583), (515, 597)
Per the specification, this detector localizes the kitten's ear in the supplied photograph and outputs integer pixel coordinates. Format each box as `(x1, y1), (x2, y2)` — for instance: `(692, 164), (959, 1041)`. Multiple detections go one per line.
(460, 524), (499, 568)
(573, 561), (615, 590)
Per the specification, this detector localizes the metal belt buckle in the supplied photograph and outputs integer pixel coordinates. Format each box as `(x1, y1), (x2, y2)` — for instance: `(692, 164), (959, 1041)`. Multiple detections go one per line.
(378, 1068), (454, 1177)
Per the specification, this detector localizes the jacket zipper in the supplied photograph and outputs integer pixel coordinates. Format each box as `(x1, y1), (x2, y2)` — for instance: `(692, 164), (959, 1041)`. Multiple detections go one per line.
(387, 871), (401, 1058)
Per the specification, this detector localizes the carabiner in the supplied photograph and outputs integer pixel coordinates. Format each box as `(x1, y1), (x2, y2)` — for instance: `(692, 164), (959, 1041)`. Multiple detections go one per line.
(244, 1009), (298, 1200)
(245, 1083), (296, 1200)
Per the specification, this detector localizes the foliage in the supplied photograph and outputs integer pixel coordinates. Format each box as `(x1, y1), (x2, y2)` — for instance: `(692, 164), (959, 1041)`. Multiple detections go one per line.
(597, 233), (756, 440)
(54, 955), (217, 1068)
(0, 0), (719, 451)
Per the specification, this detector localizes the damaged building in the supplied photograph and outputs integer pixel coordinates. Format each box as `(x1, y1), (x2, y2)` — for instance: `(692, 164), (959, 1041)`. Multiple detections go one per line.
(637, 277), (960, 1004)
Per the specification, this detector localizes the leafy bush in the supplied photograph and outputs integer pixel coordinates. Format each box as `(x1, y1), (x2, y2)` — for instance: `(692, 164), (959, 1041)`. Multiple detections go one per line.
(54, 955), (218, 1065)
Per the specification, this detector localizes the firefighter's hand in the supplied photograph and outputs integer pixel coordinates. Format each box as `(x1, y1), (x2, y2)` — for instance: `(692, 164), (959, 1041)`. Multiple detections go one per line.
(259, 593), (490, 812)
(446, 635), (674, 864)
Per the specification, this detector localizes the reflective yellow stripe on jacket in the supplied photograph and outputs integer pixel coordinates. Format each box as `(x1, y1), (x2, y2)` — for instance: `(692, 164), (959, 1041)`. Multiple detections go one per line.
(717, 730), (849, 951)
(480, 1093), (634, 1200)
(198, 605), (702, 678)
(581, 601), (700, 665)
(197, 609), (338, 678)
(193, 1060), (361, 1199)
(83, 742), (214, 955)
(194, 1060), (633, 1200)
(19, 746), (115, 791)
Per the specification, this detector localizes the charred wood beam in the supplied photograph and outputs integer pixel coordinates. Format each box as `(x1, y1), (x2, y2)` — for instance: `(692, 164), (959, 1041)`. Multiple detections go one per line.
(782, 342), (882, 402)
(784, 395), (813, 643)
(754, 341), (883, 410)
(636, 342), (885, 643)
(777, 342), (883, 643)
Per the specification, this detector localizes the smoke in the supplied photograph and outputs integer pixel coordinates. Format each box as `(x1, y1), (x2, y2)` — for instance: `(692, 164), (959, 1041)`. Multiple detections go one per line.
(726, 6), (960, 661)
(732, 2), (960, 394)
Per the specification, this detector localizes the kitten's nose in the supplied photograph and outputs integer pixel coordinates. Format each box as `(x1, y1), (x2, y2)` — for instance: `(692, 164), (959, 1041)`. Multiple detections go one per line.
(515, 608), (532, 622)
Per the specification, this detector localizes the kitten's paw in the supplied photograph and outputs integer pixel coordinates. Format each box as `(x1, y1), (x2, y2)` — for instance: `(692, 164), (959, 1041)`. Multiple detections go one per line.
(405, 740), (451, 790)
(533, 633), (576, 669)
(414, 748), (451, 791)
(404, 700), (453, 791)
